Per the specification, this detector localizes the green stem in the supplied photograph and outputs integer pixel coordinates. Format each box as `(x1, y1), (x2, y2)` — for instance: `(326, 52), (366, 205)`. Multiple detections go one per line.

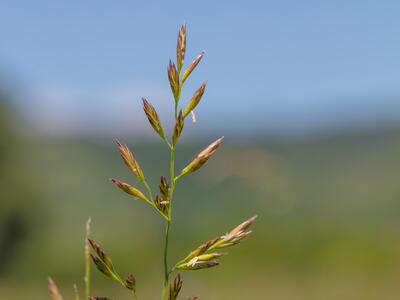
(161, 102), (179, 299)
(161, 221), (171, 300)
(84, 218), (91, 299)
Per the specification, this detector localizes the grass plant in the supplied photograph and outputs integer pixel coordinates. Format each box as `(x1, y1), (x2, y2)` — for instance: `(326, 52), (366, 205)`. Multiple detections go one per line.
(48, 24), (256, 300)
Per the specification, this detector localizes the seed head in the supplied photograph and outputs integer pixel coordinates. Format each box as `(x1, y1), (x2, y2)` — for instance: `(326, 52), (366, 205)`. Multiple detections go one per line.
(178, 137), (224, 178)
(177, 23), (186, 72)
(183, 82), (207, 119)
(168, 61), (180, 101)
(182, 51), (204, 83)
(111, 178), (148, 203)
(116, 140), (145, 182)
(173, 110), (184, 145)
(142, 98), (165, 139)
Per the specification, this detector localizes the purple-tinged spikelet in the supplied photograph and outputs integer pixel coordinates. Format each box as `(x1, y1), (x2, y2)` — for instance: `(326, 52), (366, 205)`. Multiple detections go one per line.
(142, 98), (165, 139)
(176, 24), (186, 73)
(168, 61), (180, 101)
(178, 137), (224, 178)
(116, 140), (145, 182)
(111, 178), (148, 203)
(124, 274), (136, 291)
(168, 274), (183, 300)
(182, 52), (204, 84)
(183, 81), (207, 119)
(173, 110), (184, 145)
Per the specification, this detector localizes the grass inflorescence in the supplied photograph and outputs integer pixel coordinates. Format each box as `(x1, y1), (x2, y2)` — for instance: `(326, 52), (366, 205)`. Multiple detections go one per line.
(48, 23), (257, 300)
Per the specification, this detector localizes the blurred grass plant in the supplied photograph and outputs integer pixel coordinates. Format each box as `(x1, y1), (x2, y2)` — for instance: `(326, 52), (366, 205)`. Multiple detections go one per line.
(49, 24), (256, 300)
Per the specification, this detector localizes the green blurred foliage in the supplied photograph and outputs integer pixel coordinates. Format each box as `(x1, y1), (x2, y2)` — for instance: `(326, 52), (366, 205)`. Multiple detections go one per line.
(1, 101), (400, 299)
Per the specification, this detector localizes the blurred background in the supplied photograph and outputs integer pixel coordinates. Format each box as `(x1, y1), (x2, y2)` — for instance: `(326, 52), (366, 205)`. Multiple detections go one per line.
(1, 1), (400, 299)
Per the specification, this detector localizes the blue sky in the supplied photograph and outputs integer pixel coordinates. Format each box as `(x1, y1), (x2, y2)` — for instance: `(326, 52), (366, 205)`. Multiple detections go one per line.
(1, 0), (400, 136)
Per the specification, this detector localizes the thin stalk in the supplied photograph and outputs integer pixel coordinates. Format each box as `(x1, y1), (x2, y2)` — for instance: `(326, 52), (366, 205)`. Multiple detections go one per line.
(174, 101), (179, 119)
(84, 218), (91, 299)
(161, 221), (171, 299)
(161, 99), (179, 299)
(143, 180), (154, 202)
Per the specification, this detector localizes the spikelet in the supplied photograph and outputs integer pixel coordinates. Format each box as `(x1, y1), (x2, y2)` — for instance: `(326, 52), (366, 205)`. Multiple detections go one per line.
(124, 274), (136, 291)
(168, 274), (183, 300)
(182, 52), (204, 84)
(183, 82), (207, 119)
(88, 239), (115, 273)
(111, 179), (149, 203)
(182, 237), (221, 262)
(212, 215), (258, 249)
(88, 239), (117, 280)
(176, 24), (186, 73)
(177, 137), (224, 179)
(177, 261), (219, 270)
(154, 195), (169, 217)
(116, 140), (145, 182)
(173, 110), (184, 146)
(168, 61), (180, 101)
(176, 216), (257, 272)
(142, 98), (165, 139)
(159, 176), (170, 203)
(90, 254), (114, 278)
